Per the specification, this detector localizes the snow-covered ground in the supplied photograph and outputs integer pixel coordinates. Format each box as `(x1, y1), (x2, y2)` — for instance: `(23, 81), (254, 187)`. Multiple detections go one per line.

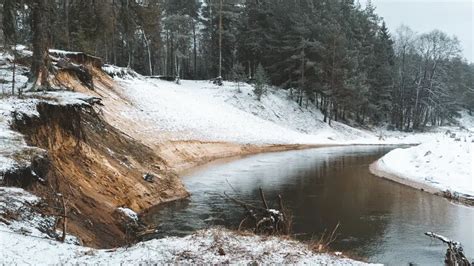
(0, 50), (42, 178)
(371, 111), (473, 201)
(1, 227), (373, 265)
(109, 71), (392, 145)
(106, 68), (464, 147)
(371, 136), (473, 201)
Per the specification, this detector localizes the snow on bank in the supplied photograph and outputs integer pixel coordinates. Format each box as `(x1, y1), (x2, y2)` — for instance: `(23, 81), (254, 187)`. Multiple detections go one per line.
(109, 74), (391, 145)
(371, 138), (473, 200)
(0, 224), (372, 265)
(1, 49), (100, 178)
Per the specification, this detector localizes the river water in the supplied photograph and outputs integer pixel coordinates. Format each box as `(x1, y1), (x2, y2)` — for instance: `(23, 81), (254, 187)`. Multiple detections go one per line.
(143, 146), (474, 265)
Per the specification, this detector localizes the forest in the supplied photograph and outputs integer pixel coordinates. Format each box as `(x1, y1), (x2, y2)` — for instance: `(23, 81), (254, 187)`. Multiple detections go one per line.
(1, 0), (473, 131)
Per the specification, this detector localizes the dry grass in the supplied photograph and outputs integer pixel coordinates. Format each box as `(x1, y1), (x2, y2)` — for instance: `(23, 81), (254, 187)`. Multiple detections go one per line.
(308, 222), (341, 253)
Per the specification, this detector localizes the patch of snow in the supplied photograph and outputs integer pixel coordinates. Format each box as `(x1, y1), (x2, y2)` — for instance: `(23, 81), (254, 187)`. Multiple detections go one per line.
(117, 207), (138, 221)
(49, 49), (83, 56)
(102, 64), (139, 79)
(0, 97), (43, 177)
(107, 75), (464, 147)
(373, 137), (473, 199)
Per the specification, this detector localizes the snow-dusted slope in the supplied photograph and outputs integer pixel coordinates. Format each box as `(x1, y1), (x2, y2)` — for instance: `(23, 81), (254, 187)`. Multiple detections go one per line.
(371, 137), (473, 201)
(111, 74), (382, 145)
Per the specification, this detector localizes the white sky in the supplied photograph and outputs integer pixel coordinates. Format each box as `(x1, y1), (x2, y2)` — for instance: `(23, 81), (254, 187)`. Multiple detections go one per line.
(359, 0), (474, 62)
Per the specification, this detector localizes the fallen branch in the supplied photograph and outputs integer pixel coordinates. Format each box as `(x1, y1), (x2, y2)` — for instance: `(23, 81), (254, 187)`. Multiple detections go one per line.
(425, 232), (471, 265)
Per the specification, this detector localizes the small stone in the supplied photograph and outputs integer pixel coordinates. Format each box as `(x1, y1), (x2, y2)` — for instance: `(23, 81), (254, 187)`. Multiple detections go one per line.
(143, 173), (154, 183)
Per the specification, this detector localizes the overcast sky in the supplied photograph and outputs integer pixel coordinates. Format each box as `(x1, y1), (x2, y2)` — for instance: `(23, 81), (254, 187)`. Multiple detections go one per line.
(359, 0), (473, 62)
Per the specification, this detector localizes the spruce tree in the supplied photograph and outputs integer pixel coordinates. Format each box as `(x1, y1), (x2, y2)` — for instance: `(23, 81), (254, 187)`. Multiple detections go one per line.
(253, 63), (268, 101)
(230, 62), (246, 93)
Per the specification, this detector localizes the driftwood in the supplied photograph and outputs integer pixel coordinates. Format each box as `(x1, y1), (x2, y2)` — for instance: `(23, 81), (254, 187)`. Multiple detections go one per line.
(425, 232), (471, 266)
(224, 187), (290, 235)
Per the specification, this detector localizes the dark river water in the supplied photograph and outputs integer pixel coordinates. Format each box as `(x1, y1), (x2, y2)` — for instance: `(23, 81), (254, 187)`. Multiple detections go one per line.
(143, 146), (474, 265)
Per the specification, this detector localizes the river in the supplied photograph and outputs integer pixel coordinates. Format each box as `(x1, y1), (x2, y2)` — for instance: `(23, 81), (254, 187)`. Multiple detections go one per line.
(143, 146), (474, 265)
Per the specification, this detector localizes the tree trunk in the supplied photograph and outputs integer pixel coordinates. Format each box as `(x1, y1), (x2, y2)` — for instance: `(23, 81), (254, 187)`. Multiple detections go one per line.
(193, 20), (197, 78)
(2, 0), (16, 46)
(218, 0), (223, 79)
(12, 48), (16, 95)
(30, 0), (51, 90)
(64, 0), (70, 49)
(141, 29), (153, 76)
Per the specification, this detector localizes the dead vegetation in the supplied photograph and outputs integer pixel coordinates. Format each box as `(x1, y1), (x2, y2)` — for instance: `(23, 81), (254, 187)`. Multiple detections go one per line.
(224, 185), (346, 256)
(224, 187), (291, 236)
(309, 222), (341, 253)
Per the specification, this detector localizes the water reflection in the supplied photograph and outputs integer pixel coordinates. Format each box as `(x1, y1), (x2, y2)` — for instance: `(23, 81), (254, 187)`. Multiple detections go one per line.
(143, 146), (474, 265)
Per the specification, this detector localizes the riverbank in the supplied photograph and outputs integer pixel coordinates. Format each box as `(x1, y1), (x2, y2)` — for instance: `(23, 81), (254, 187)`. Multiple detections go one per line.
(370, 139), (473, 206)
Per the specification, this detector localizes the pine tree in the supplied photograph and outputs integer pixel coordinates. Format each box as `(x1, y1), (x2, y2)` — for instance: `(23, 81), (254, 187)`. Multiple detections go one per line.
(253, 63), (268, 101)
(230, 62), (246, 93)
(368, 21), (395, 123)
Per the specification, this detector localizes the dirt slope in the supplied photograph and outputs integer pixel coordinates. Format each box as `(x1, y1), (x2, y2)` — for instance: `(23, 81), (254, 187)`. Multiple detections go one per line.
(12, 101), (187, 248)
